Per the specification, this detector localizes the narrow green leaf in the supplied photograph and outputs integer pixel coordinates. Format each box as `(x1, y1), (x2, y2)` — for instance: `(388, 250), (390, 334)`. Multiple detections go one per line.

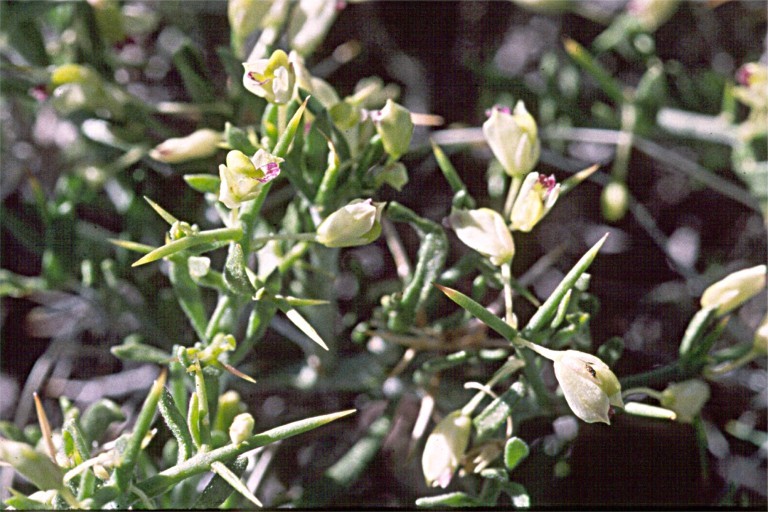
(132, 227), (242, 267)
(210, 461), (263, 507)
(435, 284), (518, 342)
(279, 305), (329, 351)
(504, 437), (530, 472)
(109, 239), (154, 254)
(274, 294), (329, 307)
(110, 340), (172, 365)
(386, 202), (449, 332)
(134, 409), (356, 500)
(159, 388), (195, 464)
(430, 139), (469, 198)
(273, 97), (309, 158)
(524, 233), (608, 334)
(194, 456), (248, 509)
(563, 38), (624, 105)
(143, 196), (179, 226)
(224, 243), (256, 296)
(415, 492), (484, 508)
(113, 369), (167, 492)
(678, 306), (718, 359)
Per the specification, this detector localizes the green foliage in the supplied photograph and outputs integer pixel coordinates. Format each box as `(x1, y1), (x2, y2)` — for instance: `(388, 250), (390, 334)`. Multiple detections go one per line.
(1, 1), (765, 509)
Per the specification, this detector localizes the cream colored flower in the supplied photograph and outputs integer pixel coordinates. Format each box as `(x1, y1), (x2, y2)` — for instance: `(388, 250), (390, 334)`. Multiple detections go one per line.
(316, 199), (385, 248)
(700, 265), (766, 315)
(449, 208), (515, 266)
(422, 410), (472, 488)
(483, 101), (540, 177)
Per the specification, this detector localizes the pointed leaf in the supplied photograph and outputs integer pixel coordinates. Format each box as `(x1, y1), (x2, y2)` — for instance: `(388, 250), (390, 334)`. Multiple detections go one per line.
(109, 239), (154, 254)
(435, 283), (518, 341)
(280, 306), (329, 351)
(194, 456), (248, 509)
(210, 461), (262, 507)
(524, 233), (608, 334)
(143, 196), (179, 226)
(135, 409), (356, 499)
(132, 227), (242, 267)
(415, 492), (484, 508)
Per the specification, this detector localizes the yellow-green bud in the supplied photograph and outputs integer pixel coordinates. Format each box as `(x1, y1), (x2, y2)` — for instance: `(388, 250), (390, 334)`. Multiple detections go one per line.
(700, 265), (766, 316)
(601, 181), (629, 223)
(316, 199), (385, 248)
(229, 413), (254, 445)
(371, 99), (414, 160)
(50, 64), (101, 88)
(421, 410), (472, 488)
(482, 101), (540, 177)
(448, 208), (515, 266)
(660, 379), (710, 424)
(510, 172), (560, 232)
(149, 129), (222, 164)
(219, 149), (283, 208)
(242, 49), (296, 104)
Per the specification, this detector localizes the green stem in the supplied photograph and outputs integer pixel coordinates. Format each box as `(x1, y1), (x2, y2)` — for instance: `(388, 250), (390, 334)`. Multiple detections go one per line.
(461, 365), (510, 417)
(503, 175), (523, 219)
(252, 232), (317, 245)
(500, 262), (516, 328)
(131, 410), (355, 502)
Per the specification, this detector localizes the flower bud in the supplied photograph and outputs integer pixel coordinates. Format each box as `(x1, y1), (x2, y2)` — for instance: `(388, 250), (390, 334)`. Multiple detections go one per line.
(316, 199), (385, 248)
(526, 346), (623, 424)
(371, 99), (414, 160)
(219, 149), (283, 208)
(243, 49), (296, 104)
(660, 379), (710, 424)
(700, 265), (766, 316)
(510, 172), (560, 232)
(149, 129), (222, 163)
(422, 410), (472, 488)
(229, 413), (255, 444)
(448, 208), (515, 266)
(482, 102), (540, 177)
(601, 181), (629, 223)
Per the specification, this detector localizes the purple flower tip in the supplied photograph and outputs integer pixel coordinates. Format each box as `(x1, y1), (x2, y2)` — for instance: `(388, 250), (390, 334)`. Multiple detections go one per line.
(258, 162), (281, 183)
(736, 65), (752, 86)
(538, 174), (557, 192)
(485, 105), (512, 118)
(370, 109), (383, 123)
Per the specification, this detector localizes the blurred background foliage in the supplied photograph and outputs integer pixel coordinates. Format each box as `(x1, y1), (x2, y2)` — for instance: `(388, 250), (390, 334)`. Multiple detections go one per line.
(1, 0), (766, 507)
